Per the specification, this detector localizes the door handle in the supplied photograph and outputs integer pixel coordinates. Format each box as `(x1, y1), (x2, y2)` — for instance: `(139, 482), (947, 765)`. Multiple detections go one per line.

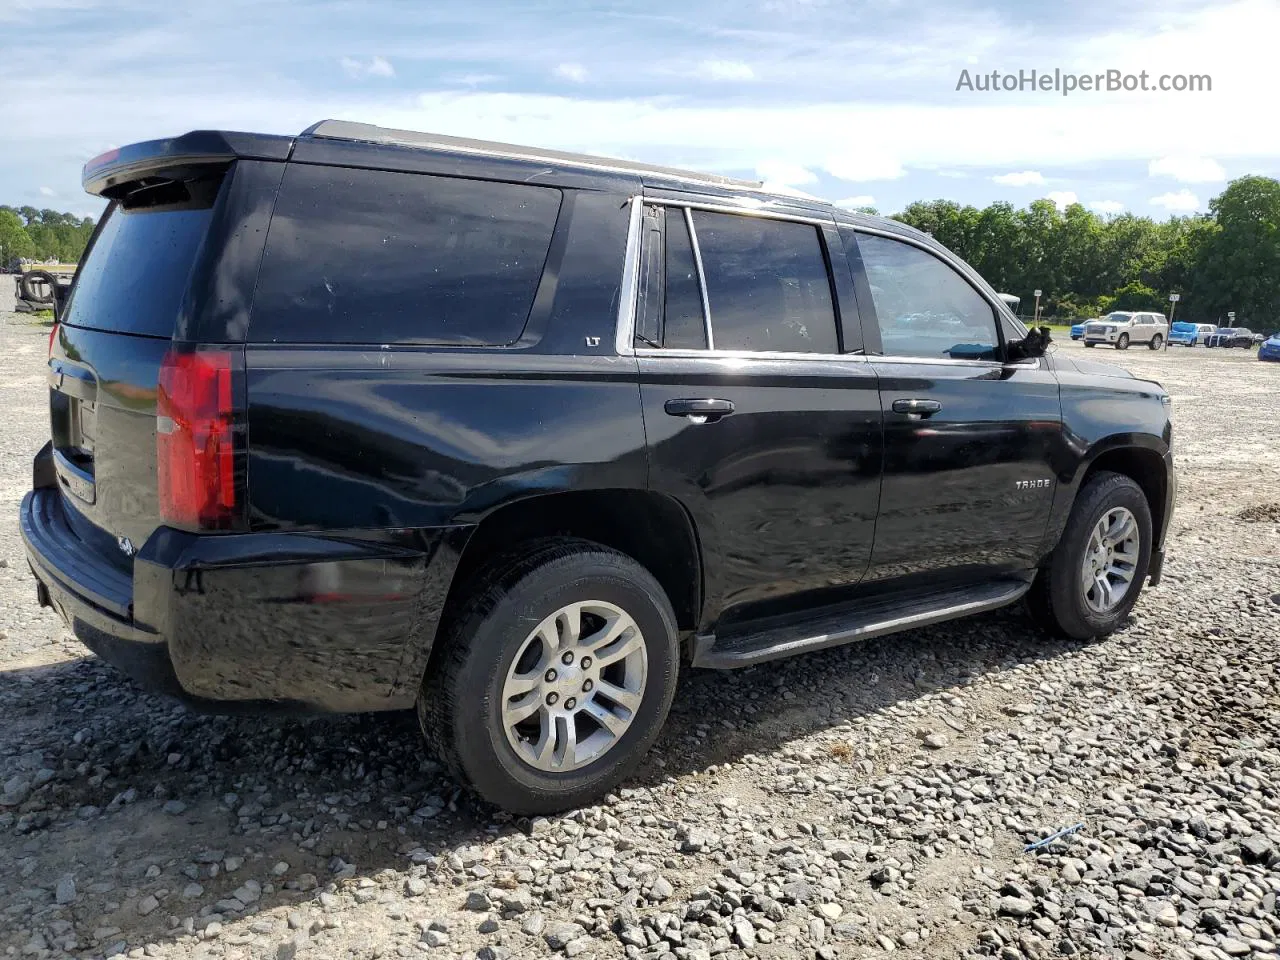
(891, 398), (942, 419)
(664, 398), (735, 423)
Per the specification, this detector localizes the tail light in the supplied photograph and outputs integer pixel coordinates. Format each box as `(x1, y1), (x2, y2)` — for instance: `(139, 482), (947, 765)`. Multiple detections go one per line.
(157, 349), (240, 529)
(48, 322), (59, 357)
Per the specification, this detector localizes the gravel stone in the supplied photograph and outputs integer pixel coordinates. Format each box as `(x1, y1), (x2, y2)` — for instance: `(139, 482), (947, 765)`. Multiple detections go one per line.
(0, 323), (1278, 960)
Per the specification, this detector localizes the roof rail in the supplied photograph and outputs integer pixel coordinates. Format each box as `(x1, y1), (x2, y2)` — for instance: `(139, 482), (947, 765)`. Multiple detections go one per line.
(301, 119), (763, 189)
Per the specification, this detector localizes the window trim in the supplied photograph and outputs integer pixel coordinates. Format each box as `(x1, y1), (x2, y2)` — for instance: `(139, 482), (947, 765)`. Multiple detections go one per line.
(615, 195), (851, 361)
(684, 206), (715, 350)
(849, 225), (1014, 367)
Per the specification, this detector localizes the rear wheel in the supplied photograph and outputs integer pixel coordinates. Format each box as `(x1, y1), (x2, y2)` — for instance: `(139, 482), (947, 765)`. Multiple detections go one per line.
(419, 538), (679, 814)
(1028, 472), (1152, 640)
(1116, 333), (1130, 350)
(1149, 333), (1164, 350)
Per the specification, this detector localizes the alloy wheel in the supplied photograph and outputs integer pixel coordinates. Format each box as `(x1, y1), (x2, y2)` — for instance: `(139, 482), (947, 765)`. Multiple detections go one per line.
(1080, 506), (1141, 614)
(500, 601), (648, 772)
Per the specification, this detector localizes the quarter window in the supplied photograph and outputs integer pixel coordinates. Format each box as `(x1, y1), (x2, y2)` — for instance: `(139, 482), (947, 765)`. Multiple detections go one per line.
(856, 233), (1000, 361)
(251, 165), (561, 345)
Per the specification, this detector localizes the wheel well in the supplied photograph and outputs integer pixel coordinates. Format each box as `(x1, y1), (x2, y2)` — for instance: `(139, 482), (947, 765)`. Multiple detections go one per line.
(1082, 447), (1168, 539)
(445, 490), (702, 633)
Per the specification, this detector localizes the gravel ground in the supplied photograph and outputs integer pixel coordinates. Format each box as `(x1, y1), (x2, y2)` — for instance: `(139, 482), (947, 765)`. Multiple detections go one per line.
(2, 313), (1279, 960)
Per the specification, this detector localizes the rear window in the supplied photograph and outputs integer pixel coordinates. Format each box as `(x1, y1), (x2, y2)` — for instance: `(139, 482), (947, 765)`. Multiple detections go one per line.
(63, 202), (214, 338)
(250, 165), (562, 345)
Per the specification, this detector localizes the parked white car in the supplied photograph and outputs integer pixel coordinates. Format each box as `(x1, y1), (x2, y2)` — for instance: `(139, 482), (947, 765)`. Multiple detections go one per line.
(1083, 311), (1169, 350)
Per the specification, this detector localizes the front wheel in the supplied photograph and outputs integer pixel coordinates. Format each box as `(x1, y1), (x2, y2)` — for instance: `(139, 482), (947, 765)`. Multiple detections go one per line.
(1085, 342), (1097, 348)
(1149, 334), (1164, 350)
(1116, 333), (1130, 350)
(1028, 471), (1152, 640)
(419, 538), (679, 814)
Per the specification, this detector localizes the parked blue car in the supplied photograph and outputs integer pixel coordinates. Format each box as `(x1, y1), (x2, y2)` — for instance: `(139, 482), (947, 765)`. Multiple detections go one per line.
(1168, 321), (1216, 346)
(1260, 333), (1280, 362)
(1070, 321), (1087, 340)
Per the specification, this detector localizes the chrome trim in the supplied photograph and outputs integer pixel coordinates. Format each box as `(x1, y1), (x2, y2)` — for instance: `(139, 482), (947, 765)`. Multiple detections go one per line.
(614, 197), (644, 357)
(870, 353), (1042, 371)
(635, 347), (873, 364)
(684, 207), (714, 349)
(650, 196), (833, 227)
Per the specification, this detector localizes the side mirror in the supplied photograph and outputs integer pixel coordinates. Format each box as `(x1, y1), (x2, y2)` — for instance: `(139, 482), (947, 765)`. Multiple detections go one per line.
(1007, 326), (1052, 361)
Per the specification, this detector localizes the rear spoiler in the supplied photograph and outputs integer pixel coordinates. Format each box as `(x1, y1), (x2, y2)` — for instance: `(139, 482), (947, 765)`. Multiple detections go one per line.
(82, 130), (294, 197)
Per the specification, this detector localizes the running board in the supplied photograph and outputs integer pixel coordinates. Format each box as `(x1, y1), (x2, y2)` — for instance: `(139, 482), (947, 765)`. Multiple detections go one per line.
(692, 578), (1031, 670)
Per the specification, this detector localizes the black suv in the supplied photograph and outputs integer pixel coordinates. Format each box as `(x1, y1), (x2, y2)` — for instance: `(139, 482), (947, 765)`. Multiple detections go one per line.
(21, 122), (1175, 813)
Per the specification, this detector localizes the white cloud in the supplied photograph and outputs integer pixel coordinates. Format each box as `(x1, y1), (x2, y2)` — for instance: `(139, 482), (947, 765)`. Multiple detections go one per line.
(993, 170), (1045, 187)
(554, 63), (587, 83)
(1046, 191), (1078, 210)
(1088, 200), (1125, 214)
(695, 59), (755, 82)
(38, 186), (55, 196)
(8, 0), (1280, 206)
(754, 160), (816, 186)
(339, 55), (394, 79)
(1148, 155), (1226, 183)
(835, 195), (876, 208)
(823, 152), (904, 182)
(1150, 189), (1201, 212)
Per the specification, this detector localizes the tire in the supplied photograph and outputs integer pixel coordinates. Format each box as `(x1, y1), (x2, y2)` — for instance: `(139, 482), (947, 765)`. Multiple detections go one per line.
(1027, 471), (1152, 641)
(419, 538), (679, 814)
(1116, 334), (1130, 350)
(1149, 334), (1163, 350)
(1085, 342), (1097, 348)
(18, 270), (57, 305)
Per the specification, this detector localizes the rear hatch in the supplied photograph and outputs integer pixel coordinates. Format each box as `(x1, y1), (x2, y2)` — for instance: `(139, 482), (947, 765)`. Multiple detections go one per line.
(49, 164), (230, 565)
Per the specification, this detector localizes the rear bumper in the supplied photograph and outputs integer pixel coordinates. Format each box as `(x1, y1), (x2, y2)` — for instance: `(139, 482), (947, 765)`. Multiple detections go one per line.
(21, 485), (470, 713)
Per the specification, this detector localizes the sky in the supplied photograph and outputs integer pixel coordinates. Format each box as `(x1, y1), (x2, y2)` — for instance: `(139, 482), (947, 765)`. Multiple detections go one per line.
(2, 0), (1278, 221)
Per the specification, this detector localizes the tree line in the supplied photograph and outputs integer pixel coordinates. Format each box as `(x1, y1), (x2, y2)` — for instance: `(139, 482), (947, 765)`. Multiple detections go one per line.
(890, 175), (1280, 327)
(0, 206), (97, 267)
(4, 174), (1279, 327)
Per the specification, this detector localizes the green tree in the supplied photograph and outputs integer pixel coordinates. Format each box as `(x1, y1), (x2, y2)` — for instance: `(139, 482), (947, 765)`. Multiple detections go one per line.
(0, 209), (36, 266)
(1194, 176), (1280, 324)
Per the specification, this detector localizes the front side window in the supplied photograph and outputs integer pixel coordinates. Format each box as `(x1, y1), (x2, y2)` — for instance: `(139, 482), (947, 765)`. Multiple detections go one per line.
(692, 211), (838, 354)
(856, 233), (1000, 361)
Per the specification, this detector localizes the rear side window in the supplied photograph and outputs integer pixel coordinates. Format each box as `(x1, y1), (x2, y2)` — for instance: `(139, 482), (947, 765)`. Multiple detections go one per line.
(63, 202), (214, 338)
(251, 165), (561, 345)
(691, 211), (837, 353)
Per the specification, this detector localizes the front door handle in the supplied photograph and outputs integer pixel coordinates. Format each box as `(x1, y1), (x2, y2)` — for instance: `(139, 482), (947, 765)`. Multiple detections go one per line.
(891, 398), (942, 419)
(665, 398), (735, 423)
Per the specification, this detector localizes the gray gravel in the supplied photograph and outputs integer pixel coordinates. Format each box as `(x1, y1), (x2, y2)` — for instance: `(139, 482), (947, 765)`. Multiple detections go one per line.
(2, 313), (1279, 960)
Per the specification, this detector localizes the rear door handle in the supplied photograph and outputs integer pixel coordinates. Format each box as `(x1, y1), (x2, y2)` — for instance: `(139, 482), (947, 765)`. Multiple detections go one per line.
(891, 398), (942, 419)
(664, 398), (735, 423)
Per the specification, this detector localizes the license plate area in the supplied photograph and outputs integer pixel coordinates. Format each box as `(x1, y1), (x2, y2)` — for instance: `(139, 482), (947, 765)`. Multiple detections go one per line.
(51, 391), (97, 505)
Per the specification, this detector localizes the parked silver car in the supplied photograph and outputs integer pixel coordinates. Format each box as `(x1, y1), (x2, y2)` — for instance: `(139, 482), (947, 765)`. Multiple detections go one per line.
(1083, 311), (1169, 350)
